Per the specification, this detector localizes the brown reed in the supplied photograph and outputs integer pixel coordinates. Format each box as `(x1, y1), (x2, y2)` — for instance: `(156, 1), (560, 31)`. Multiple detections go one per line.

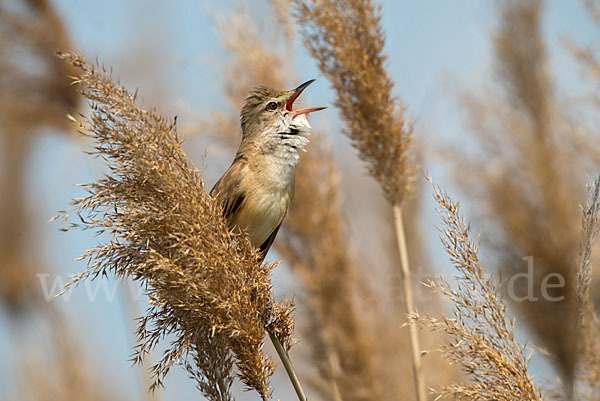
(573, 176), (600, 400)
(292, 0), (414, 205)
(208, 8), (389, 399)
(451, 0), (586, 393)
(412, 179), (544, 401)
(55, 50), (294, 401)
(0, 0), (78, 310)
(291, 1), (423, 399)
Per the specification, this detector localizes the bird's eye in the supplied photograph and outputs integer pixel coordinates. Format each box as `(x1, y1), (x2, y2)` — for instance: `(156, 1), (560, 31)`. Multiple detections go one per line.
(266, 101), (278, 111)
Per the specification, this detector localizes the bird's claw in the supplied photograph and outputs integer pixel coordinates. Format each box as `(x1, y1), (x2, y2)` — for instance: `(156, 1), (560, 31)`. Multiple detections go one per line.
(262, 303), (277, 328)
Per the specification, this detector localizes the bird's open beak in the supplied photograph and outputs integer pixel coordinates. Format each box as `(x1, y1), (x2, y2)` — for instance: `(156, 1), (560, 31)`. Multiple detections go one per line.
(285, 79), (327, 117)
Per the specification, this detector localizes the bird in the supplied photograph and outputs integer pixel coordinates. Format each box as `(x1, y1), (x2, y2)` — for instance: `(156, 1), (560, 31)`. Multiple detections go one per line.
(210, 79), (326, 262)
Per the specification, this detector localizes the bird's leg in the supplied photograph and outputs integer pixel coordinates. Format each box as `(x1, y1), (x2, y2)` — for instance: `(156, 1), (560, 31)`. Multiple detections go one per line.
(249, 285), (277, 328)
(262, 303), (277, 328)
(256, 288), (276, 328)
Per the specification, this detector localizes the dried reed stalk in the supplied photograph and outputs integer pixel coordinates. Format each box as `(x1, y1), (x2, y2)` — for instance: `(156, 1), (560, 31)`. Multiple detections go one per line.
(203, 14), (309, 400)
(20, 305), (121, 401)
(292, 1), (423, 399)
(573, 176), (600, 400)
(412, 179), (544, 401)
(278, 138), (387, 401)
(202, 12), (287, 147)
(563, 0), (600, 166)
(452, 0), (585, 392)
(209, 9), (388, 399)
(0, 0), (78, 310)
(55, 50), (295, 401)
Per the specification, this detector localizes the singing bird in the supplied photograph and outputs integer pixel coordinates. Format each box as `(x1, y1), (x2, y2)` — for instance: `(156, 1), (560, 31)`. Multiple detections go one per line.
(210, 80), (326, 262)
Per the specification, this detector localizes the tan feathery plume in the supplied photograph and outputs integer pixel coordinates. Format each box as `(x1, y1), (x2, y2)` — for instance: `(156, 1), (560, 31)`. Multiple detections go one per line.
(291, 1), (423, 399)
(577, 176), (600, 328)
(412, 179), (544, 401)
(574, 175), (600, 400)
(292, 0), (414, 204)
(20, 307), (124, 401)
(451, 0), (586, 393)
(278, 138), (387, 401)
(0, 0), (78, 131)
(192, 11), (288, 149)
(55, 50), (294, 401)
(0, 0), (78, 310)
(209, 8), (388, 399)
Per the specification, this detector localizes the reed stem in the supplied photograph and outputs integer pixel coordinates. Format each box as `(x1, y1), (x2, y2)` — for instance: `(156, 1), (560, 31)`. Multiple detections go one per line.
(327, 349), (343, 401)
(392, 203), (426, 401)
(268, 329), (308, 401)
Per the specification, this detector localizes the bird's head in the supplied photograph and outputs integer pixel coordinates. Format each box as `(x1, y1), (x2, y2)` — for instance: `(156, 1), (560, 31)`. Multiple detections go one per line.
(240, 79), (326, 142)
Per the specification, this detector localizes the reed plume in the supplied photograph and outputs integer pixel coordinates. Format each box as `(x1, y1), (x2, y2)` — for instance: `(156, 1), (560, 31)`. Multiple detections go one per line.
(573, 176), (600, 400)
(208, 8), (389, 399)
(292, 1), (424, 399)
(0, 0), (78, 131)
(292, 0), (414, 204)
(279, 140), (388, 401)
(413, 180), (543, 401)
(55, 50), (294, 401)
(0, 0), (78, 310)
(451, 0), (586, 392)
(20, 307), (121, 401)
(201, 11), (287, 148)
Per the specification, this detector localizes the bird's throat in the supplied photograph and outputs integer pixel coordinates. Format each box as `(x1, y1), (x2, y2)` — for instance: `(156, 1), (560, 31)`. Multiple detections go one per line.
(267, 113), (312, 165)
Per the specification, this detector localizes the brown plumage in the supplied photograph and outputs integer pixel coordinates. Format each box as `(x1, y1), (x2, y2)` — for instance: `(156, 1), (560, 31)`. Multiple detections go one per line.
(210, 80), (325, 261)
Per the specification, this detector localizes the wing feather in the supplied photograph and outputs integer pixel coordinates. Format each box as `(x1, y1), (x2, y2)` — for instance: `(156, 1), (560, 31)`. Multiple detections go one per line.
(210, 158), (284, 262)
(210, 162), (246, 226)
(258, 222), (281, 263)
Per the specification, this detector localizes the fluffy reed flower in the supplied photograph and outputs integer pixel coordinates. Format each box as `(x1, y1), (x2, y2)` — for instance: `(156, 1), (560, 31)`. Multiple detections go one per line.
(201, 12), (287, 148)
(0, 0), (78, 132)
(278, 139), (387, 401)
(574, 176), (600, 400)
(292, 1), (423, 399)
(577, 176), (600, 328)
(208, 9), (387, 399)
(56, 51), (294, 401)
(0, 0), (78, 310)
(413, 180), (543, 401)
(292, 0), (414, 205)
(452, 0), (586, 390)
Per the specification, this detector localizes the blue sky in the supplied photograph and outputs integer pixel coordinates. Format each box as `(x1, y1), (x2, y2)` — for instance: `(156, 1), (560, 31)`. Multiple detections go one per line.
(1, 0), (598, 400)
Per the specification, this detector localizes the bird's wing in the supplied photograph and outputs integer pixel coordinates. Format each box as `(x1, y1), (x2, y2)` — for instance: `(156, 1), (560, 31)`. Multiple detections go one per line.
(210, 163), (246, 227)
(210, 159), (283, 263)
(258, 222), (281, 263)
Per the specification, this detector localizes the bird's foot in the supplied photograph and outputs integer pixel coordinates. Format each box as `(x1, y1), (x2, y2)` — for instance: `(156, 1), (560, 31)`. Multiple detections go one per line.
(261, 303), (277, 328)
